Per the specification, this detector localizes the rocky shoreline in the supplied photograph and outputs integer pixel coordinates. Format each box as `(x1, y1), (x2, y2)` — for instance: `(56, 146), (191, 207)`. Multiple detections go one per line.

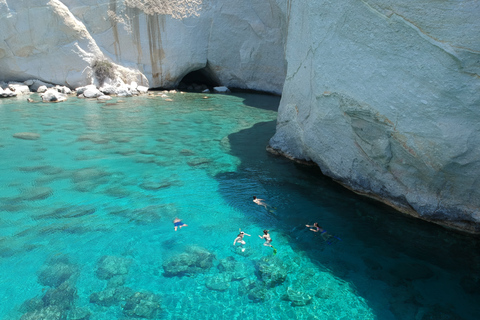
(0, 79), (232, 102)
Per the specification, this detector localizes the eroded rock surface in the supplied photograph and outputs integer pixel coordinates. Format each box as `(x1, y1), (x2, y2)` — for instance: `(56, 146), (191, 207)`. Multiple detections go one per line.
(270, 0), (480, 233)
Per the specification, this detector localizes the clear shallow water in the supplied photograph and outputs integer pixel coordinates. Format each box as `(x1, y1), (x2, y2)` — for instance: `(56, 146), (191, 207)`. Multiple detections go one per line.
(0, 92), (479, 320)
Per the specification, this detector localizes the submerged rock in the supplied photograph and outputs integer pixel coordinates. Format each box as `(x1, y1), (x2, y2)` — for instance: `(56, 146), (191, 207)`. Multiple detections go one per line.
(282, 287), (312, 306)
(95, 256), (132, 280)
(20, 305), (65, 320)
(42, 282), (77, 310)
(41, 89), (67, 102)
(162, 246), (215, 277)
(257, 257), (287, 288)
(19, 186), (53, 201)
(205, 273), (232, 291)
(122, 291), (162, 319)
(13, 132), (41, 140)
(37, 258), (78, 287)
(89, 286), (134, 307)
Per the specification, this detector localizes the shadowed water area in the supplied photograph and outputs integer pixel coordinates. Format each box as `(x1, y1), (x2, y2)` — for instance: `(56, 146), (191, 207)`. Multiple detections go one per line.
(0, 93), (479, 320)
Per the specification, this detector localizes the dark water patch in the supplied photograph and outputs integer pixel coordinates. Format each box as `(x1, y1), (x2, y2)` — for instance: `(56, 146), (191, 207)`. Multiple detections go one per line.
(16, 186), (53, 201)
(219, 120), (480, 319)
(35, 205), (96, 220)
(108, 205), (162, 225)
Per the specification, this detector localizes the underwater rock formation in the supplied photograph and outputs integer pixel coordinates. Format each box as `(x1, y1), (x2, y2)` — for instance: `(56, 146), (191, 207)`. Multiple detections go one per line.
(95, 255), (132, 280)
(162, 246), (215, 277)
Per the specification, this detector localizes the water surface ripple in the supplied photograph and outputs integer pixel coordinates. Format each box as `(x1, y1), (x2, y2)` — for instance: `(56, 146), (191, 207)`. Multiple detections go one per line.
(0, 93), (479, 320)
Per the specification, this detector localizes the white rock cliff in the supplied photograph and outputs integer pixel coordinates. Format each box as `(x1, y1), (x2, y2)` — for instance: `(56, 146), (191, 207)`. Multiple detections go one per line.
(0, 0), (287, 92)
(269, 0), (480, 233)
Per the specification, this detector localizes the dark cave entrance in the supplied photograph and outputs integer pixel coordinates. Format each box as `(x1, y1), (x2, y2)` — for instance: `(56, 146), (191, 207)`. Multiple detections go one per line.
(178, 63), (220, 92)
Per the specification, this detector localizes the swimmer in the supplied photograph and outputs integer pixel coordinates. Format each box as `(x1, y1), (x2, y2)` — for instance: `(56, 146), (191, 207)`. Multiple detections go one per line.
(233, 230), (251, 252)
(259, 229), (277, 254)
(253, 196), (268, 208)
(173, 218), (188, 231)
(306, 222), (321, 233)
(306, 223), (338, 243)
(253, 196), (276, 212)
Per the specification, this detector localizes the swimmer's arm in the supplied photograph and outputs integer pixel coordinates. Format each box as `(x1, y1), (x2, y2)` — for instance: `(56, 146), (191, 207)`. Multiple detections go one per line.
(309, 228), (318, 232)
(244, 233), (251, 236)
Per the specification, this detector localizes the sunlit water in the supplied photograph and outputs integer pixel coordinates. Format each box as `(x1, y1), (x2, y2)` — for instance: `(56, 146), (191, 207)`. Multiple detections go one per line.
(0, 92), (479, 320)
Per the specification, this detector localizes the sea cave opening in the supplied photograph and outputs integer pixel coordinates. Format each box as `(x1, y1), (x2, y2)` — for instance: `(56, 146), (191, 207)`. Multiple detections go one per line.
(178, 64), (220, 92)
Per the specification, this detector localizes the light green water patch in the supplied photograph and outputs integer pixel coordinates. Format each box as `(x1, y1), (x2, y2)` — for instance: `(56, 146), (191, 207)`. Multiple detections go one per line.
(0, 93), (376, 319)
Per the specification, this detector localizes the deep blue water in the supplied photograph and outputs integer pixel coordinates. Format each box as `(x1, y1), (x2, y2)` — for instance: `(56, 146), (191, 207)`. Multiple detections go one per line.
(0, 92), (479, 320)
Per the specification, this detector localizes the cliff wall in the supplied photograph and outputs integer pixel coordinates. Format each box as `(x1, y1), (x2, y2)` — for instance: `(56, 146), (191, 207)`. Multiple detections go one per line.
(0, 0), (287, 92)
(269, 0), (480, 233)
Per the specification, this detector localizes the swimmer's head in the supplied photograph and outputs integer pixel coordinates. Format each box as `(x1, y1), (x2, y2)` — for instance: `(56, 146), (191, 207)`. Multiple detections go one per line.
(240, 231), (245, 234)
(253, 196), (256, 200)
(263, 230), (268, 234)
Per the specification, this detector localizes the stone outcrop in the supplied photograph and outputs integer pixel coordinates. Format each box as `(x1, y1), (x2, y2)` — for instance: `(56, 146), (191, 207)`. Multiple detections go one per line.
(0, 0), (287, 93)
(269, 0), (480, 233)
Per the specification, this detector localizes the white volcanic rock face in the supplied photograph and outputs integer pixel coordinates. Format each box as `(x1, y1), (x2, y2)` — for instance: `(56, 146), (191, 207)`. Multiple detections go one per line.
(269, 0), (480, 232)
(0, 0), (287, 93)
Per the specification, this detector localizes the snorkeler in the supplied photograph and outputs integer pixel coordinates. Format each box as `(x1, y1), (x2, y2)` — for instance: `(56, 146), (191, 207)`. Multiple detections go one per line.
(253, 196), (276, 212)
(233, 230), (251, 252)
(306, 223), (341, 243)
(253, 196), (268, 208)
(306, 222), (321, 233)
(259, 229), (277, 254)
(173, 218), (188, 231)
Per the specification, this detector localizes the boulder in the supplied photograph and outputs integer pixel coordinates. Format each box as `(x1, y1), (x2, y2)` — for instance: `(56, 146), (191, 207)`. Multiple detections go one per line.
(0, 87), (16, 97)
(95, 255), (132, 280)
(162, 246), (215, 277)
(257, 257), (287, 288)
(37, 259), (78, 287)
(37, 85), (48, 93)
(97, 95), (112, 100)
(137, 85), (149, 94)
(205, 273), (232, 291)
(54, 85), (71, 94)
(89, 286), (134, 307)
(29, 80), (53, 92)
(282, 287), (312, 306)
(122, 291), (162, 319)
(83, 87), (103, 98)
(42, 282), (77, 310)
(13, 132), (41, 140)
(8, 82), (31, 94)
(41, 89), (67, 102)
(213, 86), (230, 93)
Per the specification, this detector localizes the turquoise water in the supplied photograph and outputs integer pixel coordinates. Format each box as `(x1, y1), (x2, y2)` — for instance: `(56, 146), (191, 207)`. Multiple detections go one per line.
(1, 92), (479, 320)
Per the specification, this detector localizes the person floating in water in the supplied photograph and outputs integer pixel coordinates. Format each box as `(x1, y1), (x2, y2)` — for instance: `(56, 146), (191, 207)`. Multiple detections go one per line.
(259, 229), (277, 254)
(173, 218), (188, 231)
(233, 230), (251, 252)
(306, 223), (340, 243)
(306, 222), (321, 233)
(253, 196), (276, 212)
